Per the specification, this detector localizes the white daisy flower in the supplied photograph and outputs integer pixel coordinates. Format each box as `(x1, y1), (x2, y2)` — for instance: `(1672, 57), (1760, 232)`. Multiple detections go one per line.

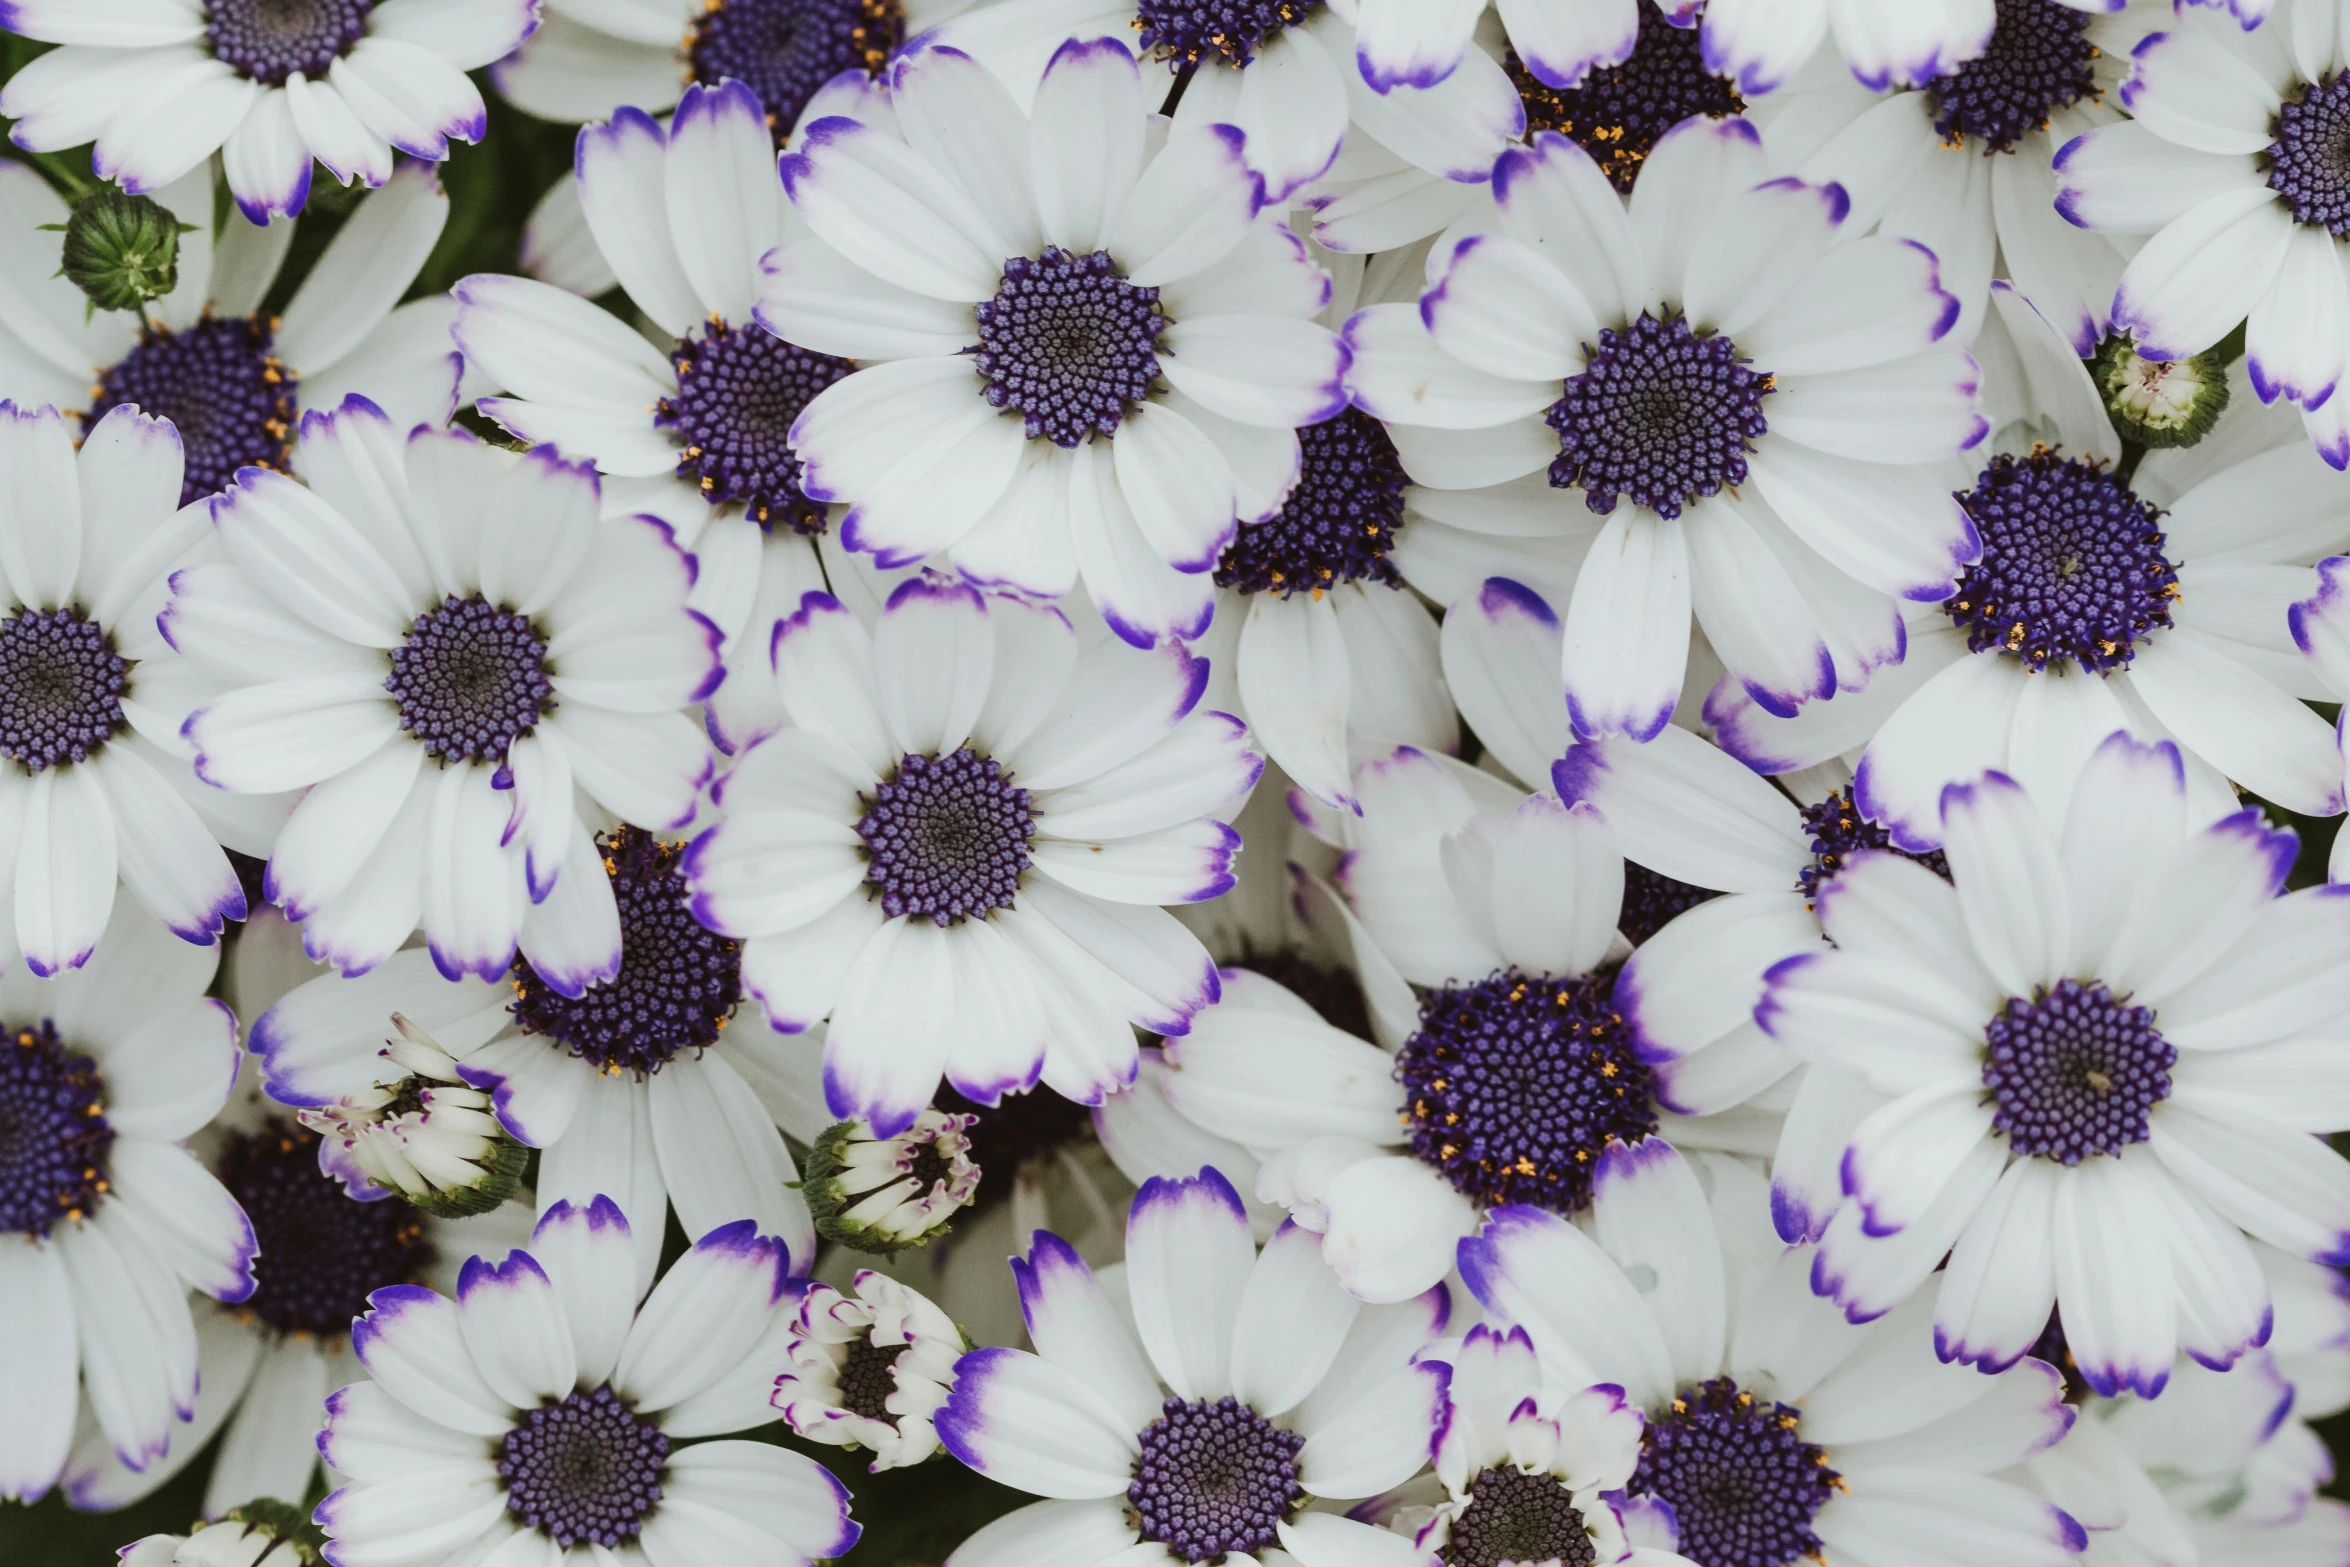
(0, 0), (537, 223)
(1382, 1323), (1668, 1567)
(0, 903), (256, 1504)
(1750, 0), (2154, 351)
(756, 38), (1349, 647)
(1713, 285), (2350, 847)
(492, 0), (968, 130)
(0, 401), (249, 975)
(929, 0), (1519, 211)
(1756, 730), (2350, 1396)
(681, 575), (1261, 1136)
(1307, 2), (1740, 258)
(162, 396), (723, 986)
(452, 79), (867, 755)
(1459, 1141), (2089, 1567)
(314, 1197), (861, 1566)
(2052, 0), (2350, 461)
(936, 1167), (1450, 1567)
(1345, 115), (1984, 741)
(249, 824), (818, 1292)
(771, 1268), (963, 1469)
(0, 161), (467, 510)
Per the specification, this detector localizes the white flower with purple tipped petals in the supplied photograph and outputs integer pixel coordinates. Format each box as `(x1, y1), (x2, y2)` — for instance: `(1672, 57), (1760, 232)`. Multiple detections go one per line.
(1333, 0), (1673, 98)
(314, 1199), (860, 1567)
(164, 395), (722, 985)
(0, 903), (255, 1504)
(758, 38), (1348, 647)
(683, 576), (1260, 1136)
(935, 1167), (1449, 1567)
(1457, 1142), (2088, 1567)
(1701, 0), (2000, 97)
(1346, 116), (1983, 741)
(772, 1269), (963, 1469)
(0, 0), (537, 222)
(1757, 729), (2350, 1395)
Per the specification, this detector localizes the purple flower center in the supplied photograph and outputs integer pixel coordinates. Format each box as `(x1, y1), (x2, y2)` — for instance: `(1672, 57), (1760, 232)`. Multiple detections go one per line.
(973, 248), (1166, 447)
(385, 595), (554, 765)
(1215, 409), (1408, 596)
(1924, 0), (2098, 152)
(1618, 863), (1721, 946)
(1629, 1379), (1838, 1567)
(2269, 72), (2350, 237)
(1512, 9), (1744, 192)
(857, 748), (1035, 925)
(1547, 312), (1772, 519)
(1129, 1395), (1304, 1562)
(204, 0), (372, 83)
(0, 608), (127, 772)
(658, 320), (853, 534)
(1795, 788), (1951, 900)
(219, 1122), (432, 1339)
(1944, 449), (2177, 673)
(87, 316), (297, 505)
(1983, 978), (2173, 1164)
(0, 1021), (110, 1239)
(686, 0), (904, 142)
(1395, 969), (1656, 1215)
(1134, 0), (1323, 67)
(837, 1333), (905, 1420)
(500, 1385), (670, 1549)
(511, 829), (744, 1076)
(1443, 1467), (1600, 1567)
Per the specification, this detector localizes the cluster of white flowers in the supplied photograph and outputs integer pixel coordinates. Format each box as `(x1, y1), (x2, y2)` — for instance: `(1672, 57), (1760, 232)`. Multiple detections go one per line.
(0, 2), (2346, 1566)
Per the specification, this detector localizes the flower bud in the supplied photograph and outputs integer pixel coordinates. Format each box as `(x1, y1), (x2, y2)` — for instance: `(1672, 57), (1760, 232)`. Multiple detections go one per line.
(48, 187), (194, 315)
(120, 1502), (325, 1567)
(801, 1110), (980, 1255)
(2091, 334), (2228, 450)
(771, 1272), (964, 1470)
(295, 1015), (527, 1219)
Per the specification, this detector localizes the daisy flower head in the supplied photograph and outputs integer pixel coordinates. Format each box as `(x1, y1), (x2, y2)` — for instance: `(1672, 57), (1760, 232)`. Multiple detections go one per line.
(756, 38), (1349, 648)
(2053, 0), (2350, 461)
(1457, 1140), (2089, 1567)
(0, 902), (256, 1504)
(1756, 728), (2350, 1396)
(771, 1268), (962, 1469)
(294, 1014), (528, 1217)
(492, 0), (968, 130)
(0, 0), (539, 223)
(455, 78), (864, 754)
(682, 575), (1261, 1137)
(164, 395), (724, 986)
(250, 824), (818, 1292)
(1714, 284), (2350, 849)
(801, 1108), (982, 1253)
(936, 1166), (1450, 1567)
(314, 1197), (861, 1567)
(1346, 114), (1985, 742)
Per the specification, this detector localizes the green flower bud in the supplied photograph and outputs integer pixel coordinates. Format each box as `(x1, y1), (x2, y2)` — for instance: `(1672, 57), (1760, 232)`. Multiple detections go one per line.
(45, 187), (195, 315)
(2091, 333), (2229, 450)
(800, 1111), (980, 1256)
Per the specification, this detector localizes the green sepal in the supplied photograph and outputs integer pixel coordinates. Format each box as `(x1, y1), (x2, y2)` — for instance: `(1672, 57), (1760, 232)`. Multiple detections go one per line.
(403, 1133), (529, 1220)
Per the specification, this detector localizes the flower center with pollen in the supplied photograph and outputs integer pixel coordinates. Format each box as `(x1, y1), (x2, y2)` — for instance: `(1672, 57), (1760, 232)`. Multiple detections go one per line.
(1511, 10), (1744, 192)
(2270, 72), (2350, 236)
(1629, 1379), (1839, 1567)
(1128, 1395), (1304, 1562)
(973, 248), (1167, 447)
(1442, 1467), (1600, 1567)
(686, 0), (903, 139)
(1795, 788), (1951, 901)
(1215, 409), (1408, 596)
(1943, 449), (2177, 673)
(385, 595), (555, 764)
(0, 609), (127, 772)
(857, 748), (1036, 924)
(1983, 978), (2173, 1164)
(657, 321), (853, 534)
(511, 829), (743, 1075)
(204, 0), (373, 83)
(219, 1123), (432, 1339)
(1394, 970), (1656, 1214)
(1133, 0), (1322, 67)
(837, 1333), (905, 1420)
(1923, 0), (2098, 153)
(499, 1385), (670, 1549)
(87, 316), (296, 505)
(0, 1022), (111, 1239)
(1547, 312), (1772, 519)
